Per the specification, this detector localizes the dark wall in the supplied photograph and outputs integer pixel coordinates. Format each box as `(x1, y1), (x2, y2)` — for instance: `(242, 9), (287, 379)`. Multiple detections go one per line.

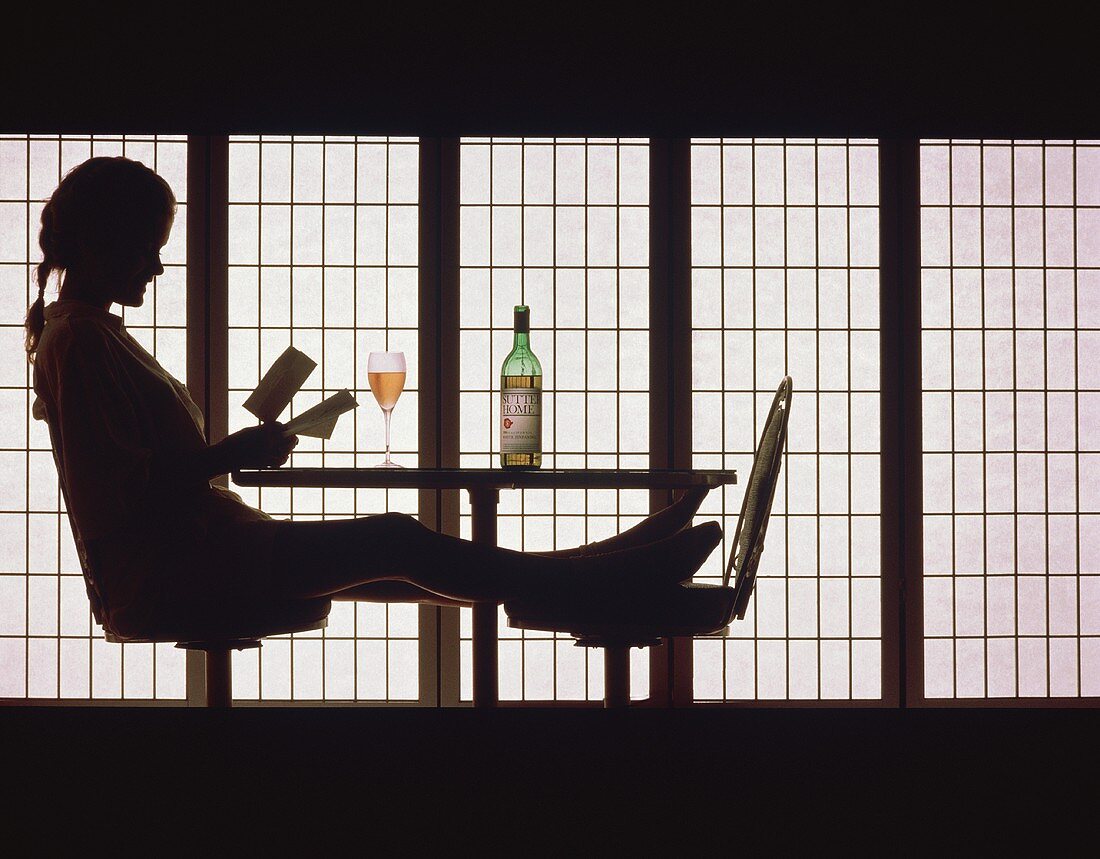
(4, 6), (1097, 137)
(4, 706), (1097, 850)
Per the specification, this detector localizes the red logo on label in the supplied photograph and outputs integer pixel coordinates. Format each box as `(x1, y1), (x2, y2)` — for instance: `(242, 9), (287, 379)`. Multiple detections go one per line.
(503, 418), (513, 429)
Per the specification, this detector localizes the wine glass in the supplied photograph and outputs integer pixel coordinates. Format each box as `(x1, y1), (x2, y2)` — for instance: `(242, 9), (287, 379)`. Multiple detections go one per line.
(367, 351), (406, 469)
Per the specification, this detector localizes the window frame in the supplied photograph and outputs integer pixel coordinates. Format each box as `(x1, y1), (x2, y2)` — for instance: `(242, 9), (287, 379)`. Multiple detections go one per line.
(6, 135), (1097, 707)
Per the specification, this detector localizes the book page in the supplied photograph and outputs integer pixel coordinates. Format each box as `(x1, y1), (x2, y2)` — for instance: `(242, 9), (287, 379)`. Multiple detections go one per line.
(243, 346), (317, 422)
(283, 389), (358, 439)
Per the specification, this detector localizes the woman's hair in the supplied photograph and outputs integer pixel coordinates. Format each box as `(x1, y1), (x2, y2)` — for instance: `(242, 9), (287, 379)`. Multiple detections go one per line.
(24, 156), (177, 361)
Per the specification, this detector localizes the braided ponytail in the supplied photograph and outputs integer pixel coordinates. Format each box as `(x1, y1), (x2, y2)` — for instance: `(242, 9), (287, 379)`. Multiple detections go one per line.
(25, 204), (57, 362)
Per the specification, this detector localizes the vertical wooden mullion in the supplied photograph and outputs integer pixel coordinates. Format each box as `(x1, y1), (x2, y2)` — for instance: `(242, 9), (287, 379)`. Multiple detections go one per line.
(417, 137), (441, 706)
(185, 134), (229, 706)
(648, 138), (672, 705)
(649, 138), (694, 706)
(419, 138), (462, 707)
(878, 139), (923, 708)
(439, 140), (463, 706)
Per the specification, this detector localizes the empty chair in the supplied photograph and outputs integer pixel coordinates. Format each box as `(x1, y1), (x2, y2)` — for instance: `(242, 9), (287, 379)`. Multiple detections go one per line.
(504, 376), (793, 707)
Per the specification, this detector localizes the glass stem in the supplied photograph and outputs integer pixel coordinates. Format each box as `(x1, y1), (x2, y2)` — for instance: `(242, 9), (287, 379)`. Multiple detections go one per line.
(383, 407), (393, 463)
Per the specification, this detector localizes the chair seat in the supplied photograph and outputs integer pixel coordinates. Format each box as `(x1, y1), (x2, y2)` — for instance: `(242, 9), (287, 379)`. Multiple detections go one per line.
(504, 582), (737, 648)
(102, 596), (332, 645)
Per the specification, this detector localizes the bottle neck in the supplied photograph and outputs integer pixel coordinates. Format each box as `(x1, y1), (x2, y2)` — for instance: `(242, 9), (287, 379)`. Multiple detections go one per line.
(512, 331), (530, 350)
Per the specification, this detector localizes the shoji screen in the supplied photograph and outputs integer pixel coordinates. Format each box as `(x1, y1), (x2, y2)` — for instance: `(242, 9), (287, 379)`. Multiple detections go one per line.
(920, 139), (1100, 698)
(227, 136), (421, 701)
(0, 134), (188, 700)
(458, 138), (651, 701)
(690, 139), (882, 701)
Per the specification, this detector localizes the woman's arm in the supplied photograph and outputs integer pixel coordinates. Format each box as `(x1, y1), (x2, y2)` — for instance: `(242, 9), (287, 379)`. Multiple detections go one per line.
(153, 423), (298, 488)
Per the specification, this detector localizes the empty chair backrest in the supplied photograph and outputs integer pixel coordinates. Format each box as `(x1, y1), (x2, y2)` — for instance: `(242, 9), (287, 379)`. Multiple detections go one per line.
(723, 377), (792, 620)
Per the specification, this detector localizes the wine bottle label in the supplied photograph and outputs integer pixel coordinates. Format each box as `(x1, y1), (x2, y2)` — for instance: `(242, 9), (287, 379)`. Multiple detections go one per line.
(501, 387), (542, 453)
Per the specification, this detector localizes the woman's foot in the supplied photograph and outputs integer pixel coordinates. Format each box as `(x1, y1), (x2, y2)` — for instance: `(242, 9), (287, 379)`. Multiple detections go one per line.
(534, 486), (712, 559)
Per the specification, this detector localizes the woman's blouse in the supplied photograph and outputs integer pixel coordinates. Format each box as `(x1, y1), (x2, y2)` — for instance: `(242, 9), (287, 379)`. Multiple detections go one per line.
(31, 299), (276, 632)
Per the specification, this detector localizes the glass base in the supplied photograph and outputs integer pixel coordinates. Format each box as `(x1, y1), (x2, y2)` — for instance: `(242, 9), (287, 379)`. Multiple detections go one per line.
(373, 459), (405, 469)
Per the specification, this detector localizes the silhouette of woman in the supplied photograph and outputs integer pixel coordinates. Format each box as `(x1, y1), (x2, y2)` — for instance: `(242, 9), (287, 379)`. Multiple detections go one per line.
(28, 156), (720, 640)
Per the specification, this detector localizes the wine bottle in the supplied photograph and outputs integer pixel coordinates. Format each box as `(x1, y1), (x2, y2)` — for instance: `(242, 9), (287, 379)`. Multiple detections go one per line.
(500, 305), (543, 468)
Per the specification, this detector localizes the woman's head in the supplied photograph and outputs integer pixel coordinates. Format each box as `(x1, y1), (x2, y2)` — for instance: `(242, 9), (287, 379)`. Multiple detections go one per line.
(24, 156), (177, 360)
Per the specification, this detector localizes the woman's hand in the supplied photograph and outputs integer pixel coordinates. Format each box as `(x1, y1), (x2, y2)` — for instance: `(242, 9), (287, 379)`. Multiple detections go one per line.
(154, 423), (299, 488)
(223, 422), (299, 469)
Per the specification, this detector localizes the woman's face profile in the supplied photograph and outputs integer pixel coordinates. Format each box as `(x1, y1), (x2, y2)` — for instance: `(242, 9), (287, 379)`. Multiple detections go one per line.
(87, 215), (173, 308)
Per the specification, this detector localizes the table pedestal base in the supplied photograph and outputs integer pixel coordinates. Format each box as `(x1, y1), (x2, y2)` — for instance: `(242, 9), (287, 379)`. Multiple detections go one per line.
(469, 487), (499, 709)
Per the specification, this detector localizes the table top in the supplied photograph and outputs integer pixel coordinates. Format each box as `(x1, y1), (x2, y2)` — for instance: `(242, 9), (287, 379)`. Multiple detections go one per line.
(232, 467), (737, 490)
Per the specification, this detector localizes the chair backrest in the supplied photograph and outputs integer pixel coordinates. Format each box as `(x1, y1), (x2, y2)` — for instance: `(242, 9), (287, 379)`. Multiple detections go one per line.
(723, 377), (792, 620)
(36, 400), (112, 631)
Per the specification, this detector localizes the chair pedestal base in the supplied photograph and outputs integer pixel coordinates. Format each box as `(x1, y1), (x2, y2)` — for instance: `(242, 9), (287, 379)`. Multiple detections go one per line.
(604, 645), (631, 709)
(204, 648), (233, 709)
(177, 640), (263, 708)
(578, 635), (661, 708)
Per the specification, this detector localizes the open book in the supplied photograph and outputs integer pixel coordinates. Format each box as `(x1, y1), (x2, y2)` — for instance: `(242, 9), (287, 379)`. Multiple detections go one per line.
(242, 346), (358, 439)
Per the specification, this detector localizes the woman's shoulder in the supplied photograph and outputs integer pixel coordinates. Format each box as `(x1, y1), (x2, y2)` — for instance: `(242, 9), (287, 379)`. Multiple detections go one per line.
(34, 313), (120, 401)
(36, 319), (82, 376)
(39, 304), (119, 361)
